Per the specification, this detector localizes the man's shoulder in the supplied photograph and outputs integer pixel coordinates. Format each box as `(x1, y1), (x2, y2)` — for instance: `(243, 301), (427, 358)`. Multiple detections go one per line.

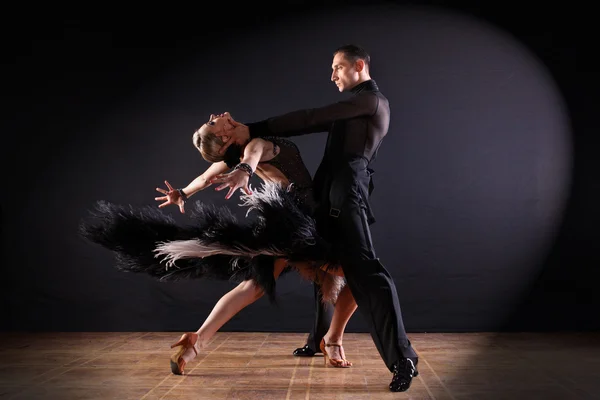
(377, 91), (389, 104)
(353, 90), (389, 110)
(355, 88), (386, 97)
(353, 90), (383, 102)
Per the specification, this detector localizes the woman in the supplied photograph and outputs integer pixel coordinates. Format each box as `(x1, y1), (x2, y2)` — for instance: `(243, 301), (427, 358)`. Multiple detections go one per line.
(80, 113), (357, 375)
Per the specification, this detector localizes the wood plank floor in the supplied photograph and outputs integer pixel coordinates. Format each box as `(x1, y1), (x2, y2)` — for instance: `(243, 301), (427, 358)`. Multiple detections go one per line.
(0, 332), (598, 399)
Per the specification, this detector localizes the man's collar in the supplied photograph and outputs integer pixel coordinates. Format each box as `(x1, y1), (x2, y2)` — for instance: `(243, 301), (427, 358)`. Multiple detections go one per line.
(350, 79), (379, 94)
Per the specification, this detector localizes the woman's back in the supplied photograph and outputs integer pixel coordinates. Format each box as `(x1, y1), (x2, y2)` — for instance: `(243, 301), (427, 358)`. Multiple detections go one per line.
(256, 137), (316, 211)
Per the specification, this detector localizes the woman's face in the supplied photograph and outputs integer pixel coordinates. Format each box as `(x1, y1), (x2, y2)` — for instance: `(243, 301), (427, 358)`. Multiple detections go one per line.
(203, 112), (234, 144)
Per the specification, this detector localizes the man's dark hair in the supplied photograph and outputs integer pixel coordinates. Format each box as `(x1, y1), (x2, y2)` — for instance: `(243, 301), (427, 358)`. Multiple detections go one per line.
(334, 44), (371, 70)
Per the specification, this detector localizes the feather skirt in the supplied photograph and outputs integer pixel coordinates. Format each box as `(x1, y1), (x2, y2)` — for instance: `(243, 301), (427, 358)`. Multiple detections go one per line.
(79, 182), (344, 303)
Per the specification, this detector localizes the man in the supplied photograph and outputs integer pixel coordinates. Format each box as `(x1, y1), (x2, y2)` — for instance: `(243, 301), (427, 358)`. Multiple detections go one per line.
(215, 44), (419, 392)
(292, 284), (333, 357)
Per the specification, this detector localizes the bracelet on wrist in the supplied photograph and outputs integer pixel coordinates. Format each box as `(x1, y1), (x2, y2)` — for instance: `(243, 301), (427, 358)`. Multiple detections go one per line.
(234, 162), (253, 177)
(177, 188), (188, 201)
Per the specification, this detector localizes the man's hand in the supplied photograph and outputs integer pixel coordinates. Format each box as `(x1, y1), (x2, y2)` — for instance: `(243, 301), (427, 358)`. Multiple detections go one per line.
(211, 169), (253, 200)
(214, 115), (251, 155)
(155, 180), (186, 213)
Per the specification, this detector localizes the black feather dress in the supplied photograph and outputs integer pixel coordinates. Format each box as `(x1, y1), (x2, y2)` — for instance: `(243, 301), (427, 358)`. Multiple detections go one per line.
(79, 138), (344, 303)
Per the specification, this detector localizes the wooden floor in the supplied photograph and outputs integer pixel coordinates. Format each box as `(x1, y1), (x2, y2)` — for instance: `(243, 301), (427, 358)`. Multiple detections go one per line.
(0, 331), (598, 399)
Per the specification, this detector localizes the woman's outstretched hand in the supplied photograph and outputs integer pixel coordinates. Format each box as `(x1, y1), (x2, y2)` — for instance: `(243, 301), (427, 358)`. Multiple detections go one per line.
(155, 180), (186, 213)
(211, 169), (253, 200)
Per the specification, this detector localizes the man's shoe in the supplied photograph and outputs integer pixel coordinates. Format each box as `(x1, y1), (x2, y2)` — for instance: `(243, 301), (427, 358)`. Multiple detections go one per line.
(293, 344), (317, 356)
(389, 358), (418, 392)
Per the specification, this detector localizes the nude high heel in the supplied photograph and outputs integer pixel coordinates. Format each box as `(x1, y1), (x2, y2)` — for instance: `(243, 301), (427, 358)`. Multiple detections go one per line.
(320, 338), (353, 368)
(170, 332), (199, 375)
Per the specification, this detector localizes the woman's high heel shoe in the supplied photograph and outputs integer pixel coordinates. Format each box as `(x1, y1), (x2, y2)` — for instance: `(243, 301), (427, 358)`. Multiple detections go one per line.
(320, 338), (353, 368)
(170, 332), (199, 375)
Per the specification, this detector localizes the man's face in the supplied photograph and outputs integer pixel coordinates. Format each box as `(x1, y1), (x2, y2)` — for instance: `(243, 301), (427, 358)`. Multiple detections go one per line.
(331, 52), (360, 92)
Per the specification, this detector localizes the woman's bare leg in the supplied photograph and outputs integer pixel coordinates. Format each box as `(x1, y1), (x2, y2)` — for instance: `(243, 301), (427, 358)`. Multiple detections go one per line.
(180, 258), (288, 363)
(322, 284), (357, 365)
(295, 262), (358, 366)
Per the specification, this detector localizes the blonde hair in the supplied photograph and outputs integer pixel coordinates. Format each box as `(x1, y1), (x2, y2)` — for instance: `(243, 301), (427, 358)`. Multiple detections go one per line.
(192, 125), (226, 163)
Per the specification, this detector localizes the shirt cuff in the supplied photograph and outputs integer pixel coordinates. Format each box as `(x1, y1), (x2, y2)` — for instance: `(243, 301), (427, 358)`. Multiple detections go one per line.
(246, 120), (270, 139)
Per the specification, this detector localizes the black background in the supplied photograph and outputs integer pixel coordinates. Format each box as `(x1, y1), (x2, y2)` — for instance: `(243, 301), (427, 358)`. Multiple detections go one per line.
(1, 0), (597, 335)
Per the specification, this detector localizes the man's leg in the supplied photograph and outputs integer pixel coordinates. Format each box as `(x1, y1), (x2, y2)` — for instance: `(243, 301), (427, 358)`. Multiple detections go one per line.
(293, 281), (333, 356)
(331, 194), (418, 391)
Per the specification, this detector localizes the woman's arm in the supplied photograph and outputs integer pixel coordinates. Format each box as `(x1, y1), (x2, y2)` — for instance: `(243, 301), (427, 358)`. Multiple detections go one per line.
(210, 138), (273, 200)
(181, 161), (230, 198)
(238, 138), (273, 172)
(156, 161), (231, 213)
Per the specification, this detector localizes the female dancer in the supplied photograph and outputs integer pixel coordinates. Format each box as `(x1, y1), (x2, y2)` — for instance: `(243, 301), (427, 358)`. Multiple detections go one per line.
(80, 113), (357, 374)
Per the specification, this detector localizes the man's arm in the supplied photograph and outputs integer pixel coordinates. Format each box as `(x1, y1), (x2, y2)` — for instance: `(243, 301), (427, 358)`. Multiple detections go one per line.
(216, 94), (378, 155)
(248, 94), (378, 138)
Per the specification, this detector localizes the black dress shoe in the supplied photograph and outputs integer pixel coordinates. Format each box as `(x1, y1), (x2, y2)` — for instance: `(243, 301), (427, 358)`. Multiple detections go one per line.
(293, 344), (318, 356)
(389, 358), (418, 392)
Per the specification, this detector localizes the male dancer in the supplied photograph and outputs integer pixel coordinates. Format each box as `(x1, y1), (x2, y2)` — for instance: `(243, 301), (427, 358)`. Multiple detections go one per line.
(214, 44), (419, 392)
(292, 286), (333, 357)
